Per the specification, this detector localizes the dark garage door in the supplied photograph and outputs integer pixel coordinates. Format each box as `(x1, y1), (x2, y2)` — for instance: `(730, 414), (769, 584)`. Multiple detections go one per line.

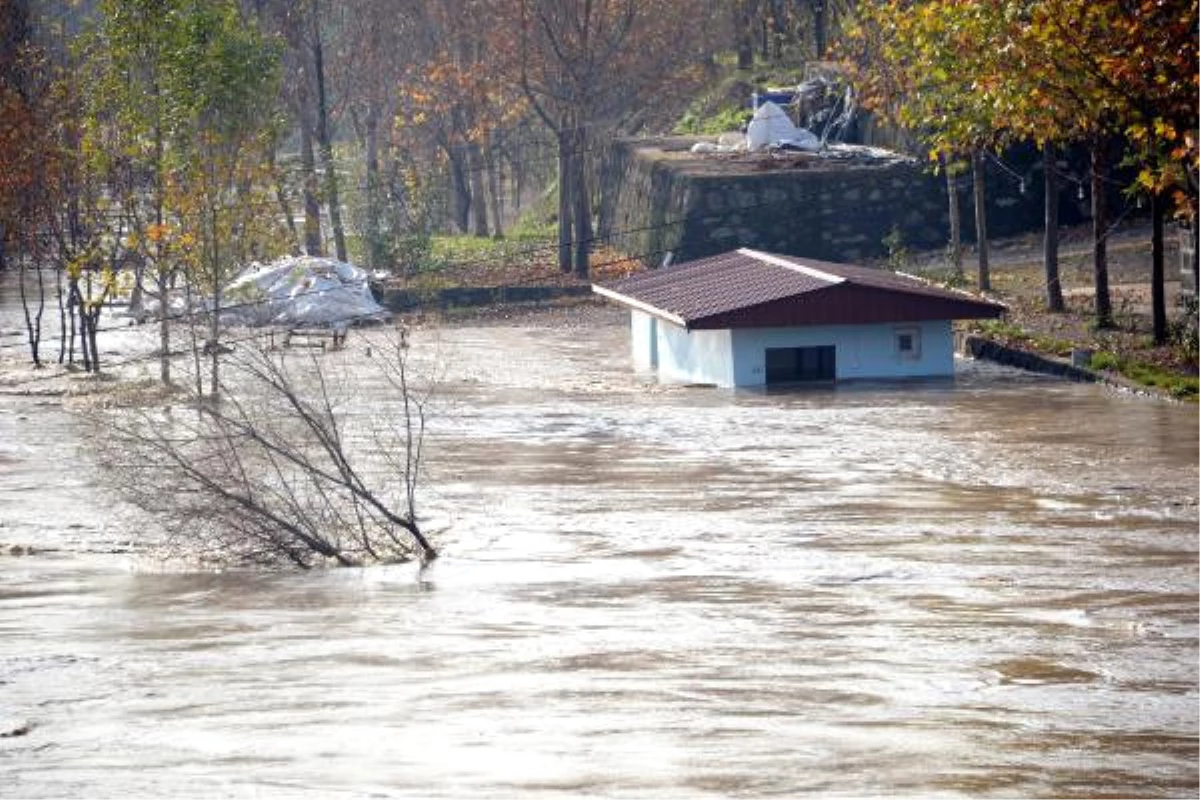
(765, 345), (836, 384)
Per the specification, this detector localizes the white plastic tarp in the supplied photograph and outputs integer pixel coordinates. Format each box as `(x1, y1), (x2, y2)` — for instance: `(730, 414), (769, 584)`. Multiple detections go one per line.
(745, 100), (821, 152)
(223, 255), (388, 329)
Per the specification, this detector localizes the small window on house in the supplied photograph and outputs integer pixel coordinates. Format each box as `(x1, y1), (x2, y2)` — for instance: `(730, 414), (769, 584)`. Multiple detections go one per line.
(895, 327), (921, 360)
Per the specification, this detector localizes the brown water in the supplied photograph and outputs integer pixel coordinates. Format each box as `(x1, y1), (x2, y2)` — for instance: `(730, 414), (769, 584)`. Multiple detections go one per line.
(0, 298), (1197, 798)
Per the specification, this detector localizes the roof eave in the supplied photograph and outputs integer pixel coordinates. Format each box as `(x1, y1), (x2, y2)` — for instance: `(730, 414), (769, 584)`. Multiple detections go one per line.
(591, 284), (689, 329)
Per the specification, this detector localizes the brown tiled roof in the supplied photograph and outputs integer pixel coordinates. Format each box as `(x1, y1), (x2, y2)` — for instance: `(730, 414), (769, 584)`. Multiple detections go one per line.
(593, 249), (1005, 330)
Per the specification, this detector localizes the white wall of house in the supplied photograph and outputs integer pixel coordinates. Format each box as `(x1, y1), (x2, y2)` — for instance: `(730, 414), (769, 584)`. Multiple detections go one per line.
(630, 310), (659, 372)
(631, 310), (735, 385)
(659, 322), (734, 386)
(630, 311), (956, 387)
(729, 320), (955, 385)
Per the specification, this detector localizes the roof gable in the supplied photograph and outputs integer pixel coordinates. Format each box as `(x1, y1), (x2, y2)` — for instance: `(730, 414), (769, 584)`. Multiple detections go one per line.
(594, 249), (1004, 329)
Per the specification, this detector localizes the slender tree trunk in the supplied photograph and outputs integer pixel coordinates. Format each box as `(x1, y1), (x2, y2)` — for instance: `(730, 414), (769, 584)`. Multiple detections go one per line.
(300, 112), (323, 256)
(311, 3), (346, 262)
(735, 0), (754, 69)
(971, 150), (990, 291)
(485, 132), (504, 237)
(468, 140), (489, 237)
(556, 122), (573, 273)
(1151, 190), (1166, 344)
(363, 106), (384, 268)
(76, 277), (91, 372)
(128, 257), (144, 317)
(512, 139), (525, 216)
(572, 126), (590, 276)
(84, 304), (100, 375)
(154, 125), (172, 383)
(269, 148), (299, 253)
(185, 278), (203, 398)
(1190, 193), (1200, 297)
(209, 204), (222, 398)
(158, 262), (171, 384)
(62, 272), (75, 366)
(1043, 143), (1064, 311)
(1091, 142), (1113, 328)
(449, 144), (472, 233)
(17, 260), (44, 367)
(1191, 217), (1199, 294)
(55, 262), (67, 363)
(943, 154), (963, 278)
(813, 1), (827, 59)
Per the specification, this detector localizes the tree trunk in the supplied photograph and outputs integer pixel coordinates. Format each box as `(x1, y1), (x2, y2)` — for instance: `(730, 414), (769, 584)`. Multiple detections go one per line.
(1151, 190), (1166, 344)
(208, 204), (221, 398)
(84, 305), (101, 375)
(300, 110), (323, 256)
(17, 259), (44, 367)
(971, 150), (990, 291)
(943, 155), (963, 278)
(735, 0), (754, 69)
(572, 126), (590, 277)
(362, 106), (384, 268)
(1191, 217), (1199, 294)
(60, 270), (72, 365)
(1043, 143), (1064, 312)
(485, 132), (504, 237)
(468, 140), (490, 237)
(556, 124), (573, 273)
(1091, 142), (1113, 328)
(153, 122), (172, 383)
(311, 4), (346, 262)
(813, 0), (827, 59)
(269, 147), (299, 253)
(449, 144), (472, 233)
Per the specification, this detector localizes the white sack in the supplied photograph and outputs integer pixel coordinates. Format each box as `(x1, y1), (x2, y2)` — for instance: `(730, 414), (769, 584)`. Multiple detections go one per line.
(745, 100), (821, 152)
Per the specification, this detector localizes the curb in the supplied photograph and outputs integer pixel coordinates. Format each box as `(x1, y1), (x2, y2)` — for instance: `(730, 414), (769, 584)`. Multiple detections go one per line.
(959, 334), (1101, 383)
(375, 284), (593, 313)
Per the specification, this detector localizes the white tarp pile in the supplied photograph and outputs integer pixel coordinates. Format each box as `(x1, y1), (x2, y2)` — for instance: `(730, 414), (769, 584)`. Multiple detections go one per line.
(223, 255), (388, 329)
(745, 100), (821, 151)
(689, 100), (821, 155)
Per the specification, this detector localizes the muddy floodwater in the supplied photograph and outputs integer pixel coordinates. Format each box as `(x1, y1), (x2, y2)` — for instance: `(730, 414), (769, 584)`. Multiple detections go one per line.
(1, 294), (1197, 797)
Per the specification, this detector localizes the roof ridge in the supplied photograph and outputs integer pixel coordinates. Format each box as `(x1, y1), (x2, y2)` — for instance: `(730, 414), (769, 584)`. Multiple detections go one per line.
(736, 249), (846, 285)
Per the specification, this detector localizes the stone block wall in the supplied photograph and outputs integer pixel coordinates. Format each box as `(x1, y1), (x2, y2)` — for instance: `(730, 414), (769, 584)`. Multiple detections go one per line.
(597, 137), (1097, 267)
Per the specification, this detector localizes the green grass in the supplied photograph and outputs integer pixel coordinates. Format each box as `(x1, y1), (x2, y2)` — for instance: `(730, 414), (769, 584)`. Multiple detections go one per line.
(675, 105), (754, 135)
(1120, 361), (1199, 399)
(1088, 350), (1197, 399)
(971, 319), (1073, 356)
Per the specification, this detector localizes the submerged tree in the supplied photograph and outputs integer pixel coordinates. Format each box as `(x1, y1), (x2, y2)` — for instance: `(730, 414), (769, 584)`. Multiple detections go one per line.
(93, 331), (438, 568)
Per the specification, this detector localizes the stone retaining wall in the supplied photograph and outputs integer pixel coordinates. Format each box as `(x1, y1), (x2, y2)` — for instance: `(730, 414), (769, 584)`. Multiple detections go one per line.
(597, 137), (1098, 267)
(959, 334), (1100, 383)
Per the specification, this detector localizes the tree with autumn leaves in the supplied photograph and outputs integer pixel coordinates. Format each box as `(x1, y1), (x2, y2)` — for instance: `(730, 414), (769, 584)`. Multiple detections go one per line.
(846, 0), (1198, 340)
(77, 0), (282, 392)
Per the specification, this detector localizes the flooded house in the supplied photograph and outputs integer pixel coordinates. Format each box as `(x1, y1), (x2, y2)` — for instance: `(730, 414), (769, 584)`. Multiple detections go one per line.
(593, 249), (1005, 387)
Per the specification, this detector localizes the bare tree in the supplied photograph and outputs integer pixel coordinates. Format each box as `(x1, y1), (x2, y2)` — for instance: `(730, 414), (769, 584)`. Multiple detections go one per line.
(91, 330), (438, 569)
(506, 0), (723, 276)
